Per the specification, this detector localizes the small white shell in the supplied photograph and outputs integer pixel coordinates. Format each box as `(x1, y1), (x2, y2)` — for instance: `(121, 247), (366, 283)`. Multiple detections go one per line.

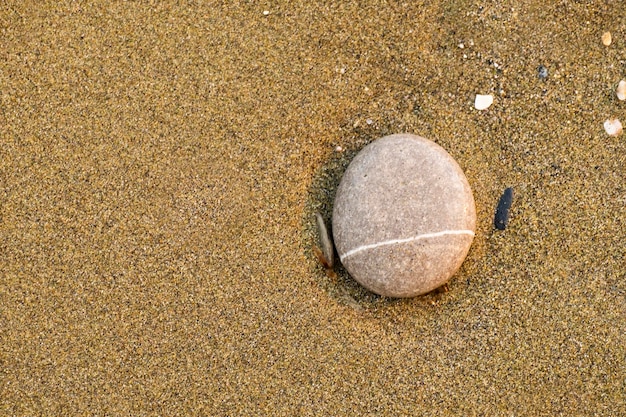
(601, 31), (612, 46)
(604, 118), (623, 136)
(474, 94), (494, 110)
(616, 80), (626, 101)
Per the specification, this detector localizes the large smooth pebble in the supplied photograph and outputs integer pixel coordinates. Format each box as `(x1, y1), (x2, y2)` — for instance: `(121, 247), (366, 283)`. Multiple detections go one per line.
(332, 134), (476, 297)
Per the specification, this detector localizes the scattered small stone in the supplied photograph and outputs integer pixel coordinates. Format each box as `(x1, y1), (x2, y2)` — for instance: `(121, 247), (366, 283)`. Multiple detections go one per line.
(335, 145), (343, 152)
(494, 187), (514, 230)
(601, 31), (612, 46)
(616, 80), (626, 101)
(537, 65), (549, 80)
(315, 212), (334, 268)
(604, 118), (623, 136)
(474, 94), (493, 110)
(332, 134), (476, 298)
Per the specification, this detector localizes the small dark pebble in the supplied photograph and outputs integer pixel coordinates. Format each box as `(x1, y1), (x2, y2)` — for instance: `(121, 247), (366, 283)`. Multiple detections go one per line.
(494, 187), (514, 230)
(537, 65), (548, 80)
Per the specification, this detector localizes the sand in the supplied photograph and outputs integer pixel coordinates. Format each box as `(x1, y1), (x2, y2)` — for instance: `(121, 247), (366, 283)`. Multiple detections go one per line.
(1, 1), (624, 415)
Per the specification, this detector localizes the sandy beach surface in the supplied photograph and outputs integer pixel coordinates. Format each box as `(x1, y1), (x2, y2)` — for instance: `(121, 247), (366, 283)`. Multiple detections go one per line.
(1, 1), (624, 415)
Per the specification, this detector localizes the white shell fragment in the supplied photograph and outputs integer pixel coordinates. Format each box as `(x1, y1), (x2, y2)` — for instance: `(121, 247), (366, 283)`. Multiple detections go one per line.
(604, 118), (623, 136)
(601, 31), (612, 46)
(616, 80), (626, 101)
(474, 94), (494, 110)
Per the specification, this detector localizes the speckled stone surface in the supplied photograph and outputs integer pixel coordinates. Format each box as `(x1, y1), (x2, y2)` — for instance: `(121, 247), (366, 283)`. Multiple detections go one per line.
(333, 134), (476, 297)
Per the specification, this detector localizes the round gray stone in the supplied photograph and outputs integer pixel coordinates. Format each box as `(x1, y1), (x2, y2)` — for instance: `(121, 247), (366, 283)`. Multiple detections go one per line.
(332, 133), (476, 297)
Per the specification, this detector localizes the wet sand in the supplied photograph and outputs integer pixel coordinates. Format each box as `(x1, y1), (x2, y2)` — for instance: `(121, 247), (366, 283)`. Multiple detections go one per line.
(1, 1), (624, 415)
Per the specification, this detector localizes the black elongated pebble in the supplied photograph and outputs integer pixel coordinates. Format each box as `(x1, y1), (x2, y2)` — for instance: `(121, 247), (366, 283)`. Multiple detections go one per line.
(494, 187), (513, 230)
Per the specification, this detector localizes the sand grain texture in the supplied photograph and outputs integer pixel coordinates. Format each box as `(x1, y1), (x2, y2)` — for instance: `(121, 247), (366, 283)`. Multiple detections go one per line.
(1, 1), (624, 415)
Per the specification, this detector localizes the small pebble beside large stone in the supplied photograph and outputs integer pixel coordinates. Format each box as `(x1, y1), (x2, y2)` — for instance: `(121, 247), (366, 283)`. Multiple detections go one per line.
(315, 212), (334, 268)
(332, 134), (476, 298)
(494, 187), (514, 230)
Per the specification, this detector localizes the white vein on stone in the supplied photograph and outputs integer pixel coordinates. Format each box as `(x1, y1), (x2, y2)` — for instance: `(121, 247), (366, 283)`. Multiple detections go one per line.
(339, 230), (475, 262)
